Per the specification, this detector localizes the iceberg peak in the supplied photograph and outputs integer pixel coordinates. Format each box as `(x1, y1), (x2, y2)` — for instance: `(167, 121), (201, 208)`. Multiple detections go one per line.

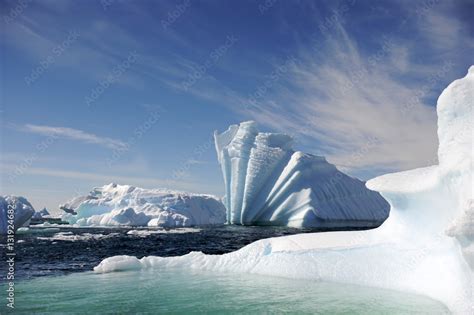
(214, 121), (390, 227)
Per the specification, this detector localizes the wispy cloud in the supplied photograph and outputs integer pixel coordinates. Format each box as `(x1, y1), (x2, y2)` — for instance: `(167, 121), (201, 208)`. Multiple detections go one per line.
(19, 124), (127, 150)
(240, 22), (441, 173)
(180, 7), (471, 177)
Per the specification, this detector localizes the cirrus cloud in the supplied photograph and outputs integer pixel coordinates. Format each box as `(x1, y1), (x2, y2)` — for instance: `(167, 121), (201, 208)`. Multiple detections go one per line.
(19, 124), (127, 150)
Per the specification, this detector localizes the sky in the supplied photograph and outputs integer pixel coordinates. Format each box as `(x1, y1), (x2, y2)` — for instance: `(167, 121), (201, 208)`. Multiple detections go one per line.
(1, 0), (473, 213)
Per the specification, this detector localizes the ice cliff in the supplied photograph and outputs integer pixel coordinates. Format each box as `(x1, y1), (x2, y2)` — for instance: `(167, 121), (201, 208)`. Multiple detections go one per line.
(95, 67), (474, 314)
(0, 196), (35, 234)
(214, 121), (389, 227)
(61, 183), (226, 228)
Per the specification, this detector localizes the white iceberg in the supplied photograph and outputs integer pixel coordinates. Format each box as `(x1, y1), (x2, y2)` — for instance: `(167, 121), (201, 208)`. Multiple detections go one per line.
(0, 195), (35, 234)
(95, 67), (474, 314)
(32, 207), (50, 219)
(214, 121), (390, 227)
(61, 183), (226, 228)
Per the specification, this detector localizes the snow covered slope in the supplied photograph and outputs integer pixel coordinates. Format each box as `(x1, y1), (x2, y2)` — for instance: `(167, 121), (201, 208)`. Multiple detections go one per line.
(0, 196), (35, 234)
(214, 121), (389, 228)
(61, 183), (226, 228)
(95, 67), (474, 314)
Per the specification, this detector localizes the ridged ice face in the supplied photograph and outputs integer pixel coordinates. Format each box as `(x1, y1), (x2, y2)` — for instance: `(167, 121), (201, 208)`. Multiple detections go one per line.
(214, 122), (390, 228)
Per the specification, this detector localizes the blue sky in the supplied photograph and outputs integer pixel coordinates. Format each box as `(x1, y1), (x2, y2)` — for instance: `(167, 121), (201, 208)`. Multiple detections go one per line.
(1, 0), (473, 212)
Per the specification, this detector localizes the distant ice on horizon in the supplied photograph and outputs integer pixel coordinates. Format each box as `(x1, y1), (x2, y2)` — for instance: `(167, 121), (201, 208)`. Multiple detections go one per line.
(60, 183), (226, 228)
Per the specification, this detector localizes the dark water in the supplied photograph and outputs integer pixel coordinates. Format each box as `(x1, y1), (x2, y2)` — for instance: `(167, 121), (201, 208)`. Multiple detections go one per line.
(1, 225), (317, 280)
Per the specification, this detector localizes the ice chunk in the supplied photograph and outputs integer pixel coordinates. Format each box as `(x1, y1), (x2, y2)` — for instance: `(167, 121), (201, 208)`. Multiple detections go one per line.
(96, 67), (474, 314)
(214, 122), (390, 227)
(94, 255), (143, 273)
(0, 196), (35, 234)
(37, 232), (120, 242)
(61, 184), (226, 228)
(126, 228), (200, 236)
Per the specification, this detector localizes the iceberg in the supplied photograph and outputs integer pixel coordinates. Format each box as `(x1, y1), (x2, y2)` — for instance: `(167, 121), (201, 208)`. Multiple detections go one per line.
(95, 67), (473, 314)
(0, 195), (35, 234)
(61, 183), (226, 228)
(214, 121), (390, 227)
(32, 207), (50, 219)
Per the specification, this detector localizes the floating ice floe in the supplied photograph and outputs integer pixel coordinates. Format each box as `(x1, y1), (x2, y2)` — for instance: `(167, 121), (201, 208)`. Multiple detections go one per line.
(61, 183), (226, 228)
(37, 231), (121, 242)
(126, 228), (201, 237)
(95, 67), (474, 314)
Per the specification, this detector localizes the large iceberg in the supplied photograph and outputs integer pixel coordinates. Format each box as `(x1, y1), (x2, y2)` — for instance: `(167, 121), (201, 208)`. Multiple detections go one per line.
(0, 196), (35, 234)
(95, 67), (473, 314)
(61, 183), (226, 228)
(214, 121), (389, 227)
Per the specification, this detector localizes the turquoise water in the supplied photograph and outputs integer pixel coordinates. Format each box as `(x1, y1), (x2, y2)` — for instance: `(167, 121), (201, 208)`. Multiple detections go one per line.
(2, 268), (449, 314)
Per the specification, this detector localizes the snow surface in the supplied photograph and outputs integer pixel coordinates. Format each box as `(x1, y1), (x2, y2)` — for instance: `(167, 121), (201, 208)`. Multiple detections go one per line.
(61, 183), (226, 228)
(96, 67), (474, 314)
(0, 196), (35, 234)
(214, 121), (390, 227)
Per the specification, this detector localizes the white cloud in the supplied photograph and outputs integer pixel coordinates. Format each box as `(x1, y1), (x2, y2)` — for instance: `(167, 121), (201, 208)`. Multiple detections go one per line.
(19, 124), (127, 150)
(235, 22), (443, 175)
(419, 10), (462, 51)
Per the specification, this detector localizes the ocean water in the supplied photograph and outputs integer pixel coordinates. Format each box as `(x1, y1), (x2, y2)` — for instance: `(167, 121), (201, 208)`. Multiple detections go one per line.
(1, 226), (451, 314)
(1, 225), (318, 280)
(2, 268), (450, 314)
